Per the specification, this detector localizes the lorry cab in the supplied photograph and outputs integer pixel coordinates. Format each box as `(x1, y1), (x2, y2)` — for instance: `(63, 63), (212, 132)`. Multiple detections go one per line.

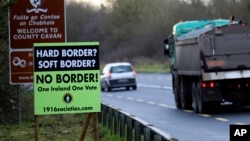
(164, 33), (175, 55)
(163, 38), (170, 56)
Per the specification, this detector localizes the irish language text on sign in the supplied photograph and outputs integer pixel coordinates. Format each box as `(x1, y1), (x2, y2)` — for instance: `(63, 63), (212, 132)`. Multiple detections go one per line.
(10, 0), (66, 49)
(34, 42), (100, 115)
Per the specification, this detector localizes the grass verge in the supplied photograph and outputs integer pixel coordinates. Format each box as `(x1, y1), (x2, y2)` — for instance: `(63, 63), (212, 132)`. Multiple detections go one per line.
(0, 114), (117, 141)
(134, 63), (170, 73)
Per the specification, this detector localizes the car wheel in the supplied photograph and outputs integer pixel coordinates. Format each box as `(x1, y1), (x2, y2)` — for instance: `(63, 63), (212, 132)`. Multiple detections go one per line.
(104, 82), (111, 92)
(126, 86), (130, 90)
(101, 88), (105, 91)
(132, 85), (137, 90)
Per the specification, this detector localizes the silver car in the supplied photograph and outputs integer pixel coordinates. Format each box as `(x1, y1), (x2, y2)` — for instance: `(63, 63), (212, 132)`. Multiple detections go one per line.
(100, 62), (137, 91)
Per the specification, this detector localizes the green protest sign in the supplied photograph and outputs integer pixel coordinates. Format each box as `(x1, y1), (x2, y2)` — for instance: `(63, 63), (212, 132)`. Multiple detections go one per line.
(33, 42), (100, 115)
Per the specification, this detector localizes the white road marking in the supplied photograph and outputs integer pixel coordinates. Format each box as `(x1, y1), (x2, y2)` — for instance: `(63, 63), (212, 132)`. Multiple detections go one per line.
(162, 86), (172, 89)
(126, 97), (134, 101)
(102, 84), (243, 124)
(147, 101), (155, 105)
(136, 99), (144, 102)
(158, 103), (169, 108)
(137, 84), (172, 90)
(235, 122), (247, 125)
(116, 95), (123, 99)
(184, 110), (193, 113)
(199, 114), (211, 118)
(106, 94), (113, 97)
(215, 117), (229, 122)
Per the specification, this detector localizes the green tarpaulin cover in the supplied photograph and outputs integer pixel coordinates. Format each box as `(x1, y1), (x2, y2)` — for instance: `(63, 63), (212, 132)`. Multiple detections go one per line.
(173, 19), (230, 39)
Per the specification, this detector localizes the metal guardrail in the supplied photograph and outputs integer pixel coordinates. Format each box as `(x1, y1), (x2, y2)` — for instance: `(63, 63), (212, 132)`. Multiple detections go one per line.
(98, 102), (179, 141)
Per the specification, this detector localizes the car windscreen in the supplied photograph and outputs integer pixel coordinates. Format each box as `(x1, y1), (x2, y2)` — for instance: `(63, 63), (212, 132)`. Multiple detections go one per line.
(110, 65), (132, 73)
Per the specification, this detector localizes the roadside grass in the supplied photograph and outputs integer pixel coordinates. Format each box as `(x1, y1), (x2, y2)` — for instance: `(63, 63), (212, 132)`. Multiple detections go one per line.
(101, 60), (171, 73)
(99, 126), (126, 141)
(132, 58), (170, 73)
(134, 63), (170, 73)
(0, 114), (127, 141)
(0, 114), (97, 141)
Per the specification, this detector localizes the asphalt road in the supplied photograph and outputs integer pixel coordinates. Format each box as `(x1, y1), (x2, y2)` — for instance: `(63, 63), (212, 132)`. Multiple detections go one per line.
(101, 73), (250, 141)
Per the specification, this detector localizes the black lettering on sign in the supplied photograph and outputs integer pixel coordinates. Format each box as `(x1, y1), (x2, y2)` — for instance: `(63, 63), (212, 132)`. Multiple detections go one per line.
(230, 125), (250, 141)
(36, 74), (53, 84)
(56, 73), (98, 83)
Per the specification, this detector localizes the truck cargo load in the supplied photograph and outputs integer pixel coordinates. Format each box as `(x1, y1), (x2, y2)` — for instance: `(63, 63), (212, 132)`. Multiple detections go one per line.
(164, 18), (250, 113)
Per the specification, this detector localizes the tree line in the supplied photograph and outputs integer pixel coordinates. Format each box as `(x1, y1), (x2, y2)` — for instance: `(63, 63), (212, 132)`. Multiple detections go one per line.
(66, 0), (250, 63)
(1, 0), (250, 123)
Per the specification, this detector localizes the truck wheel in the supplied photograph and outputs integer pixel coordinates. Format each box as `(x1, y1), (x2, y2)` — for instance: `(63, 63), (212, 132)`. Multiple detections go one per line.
(192, 82), (199, 113)
(180, 78), (192, 109)
(174, 93), (182, 109)
(173, 75), (182, 109)
(197, 82), (207, 113)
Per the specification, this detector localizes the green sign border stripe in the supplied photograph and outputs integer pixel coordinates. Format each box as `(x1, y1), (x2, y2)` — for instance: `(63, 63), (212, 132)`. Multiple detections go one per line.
(34, 42), (99, 47)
